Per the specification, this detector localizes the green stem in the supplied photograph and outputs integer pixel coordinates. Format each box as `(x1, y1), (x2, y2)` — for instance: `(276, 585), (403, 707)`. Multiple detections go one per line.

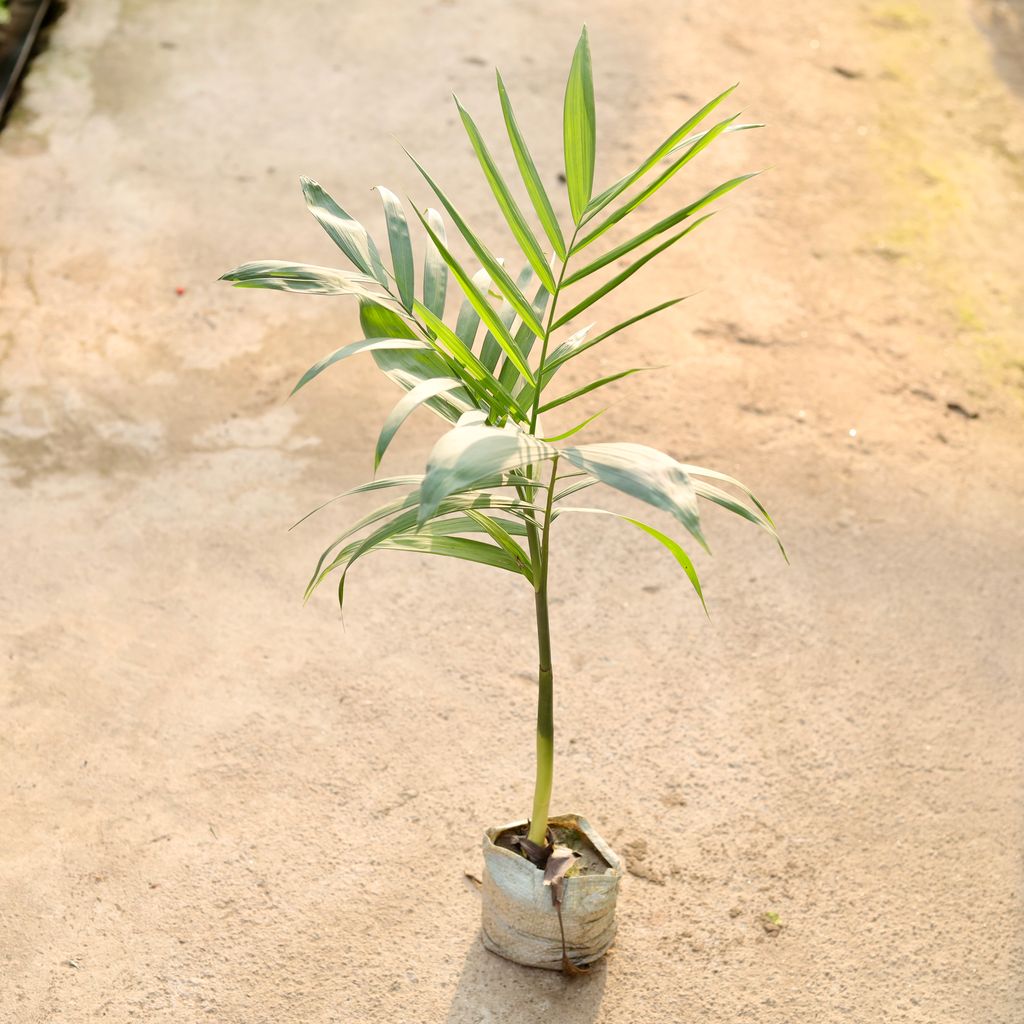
(522, 227), (581, 845)
(527, 455), (559, 846)
(529, 228), (580, 435)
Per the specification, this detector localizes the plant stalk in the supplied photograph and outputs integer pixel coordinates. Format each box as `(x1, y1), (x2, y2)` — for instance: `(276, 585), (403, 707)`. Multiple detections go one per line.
(528, 228), (580, 435)
(527, 455), (559, 846)
(523, 227), (581, 846)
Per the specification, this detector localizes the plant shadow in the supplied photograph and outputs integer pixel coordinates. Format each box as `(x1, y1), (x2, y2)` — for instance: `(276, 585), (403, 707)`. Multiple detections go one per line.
(444, 930), (608, 1024)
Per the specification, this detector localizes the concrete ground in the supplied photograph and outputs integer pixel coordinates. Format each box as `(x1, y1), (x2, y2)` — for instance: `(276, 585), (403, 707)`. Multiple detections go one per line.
(1, 1), (1022, 1021)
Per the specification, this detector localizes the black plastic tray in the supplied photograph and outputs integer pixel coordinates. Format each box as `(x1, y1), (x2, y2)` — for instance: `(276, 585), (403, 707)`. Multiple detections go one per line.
(0, 0), (54, 126)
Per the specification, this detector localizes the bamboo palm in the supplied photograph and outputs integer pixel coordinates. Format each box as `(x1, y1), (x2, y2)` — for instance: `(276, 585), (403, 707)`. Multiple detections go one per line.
(222, 25), (783, 855)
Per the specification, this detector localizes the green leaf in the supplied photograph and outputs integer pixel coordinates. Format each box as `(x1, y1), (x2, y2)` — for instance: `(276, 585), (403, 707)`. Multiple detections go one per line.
(422, 208), (448, 318)
(682, 464), (778, 529)
(375, 186), (415, 310)
(504, 470), (552, 491)
(375, 377), (471, 469)
(563, 26), (597, 223)
(307, 491), (424, 591)
(560, 442), (707, 550)
(541, 408), (605, 442)
(409, 156), (545, 339)
(576, 113), (739, 251)
(482, 264), (534, 374)
(419, 420), (555, 523)
(311, 489), (539, 600)
(563, 209), (716, 286)
(455, 266), (492, 348)
(300, 177), (388, 286)
(552, 227), (693, 330)
(557, 507), (707, 613)
(220, 261), (396, 304)
(291, 337), (431, 396)
(666, 120), (764, 156)
(359, 297), (418, 339)
(359, 301), (467, 423)
(462, 508), (535, 582)
(333, 536), (513, 608)
(581, 84), (738, 223)
(413, 300), (523, 417)
(331, 531), (530, 608)
(538, 366), (654, 413)
(291, 474), (423, 531)
(307, 485), (538, 598)
(496, 70), (567, 260)
(542, 323), (595, 367)
(604, 295), (689, 328)
(544, 298), (686, 378)
(455, 97), (556, 292)
(553, 475), (598, 502)
(414, 303), (489, 380)
(568, 172), (757, 285)
(517, 323), (594, 405)
(417, 514), (530, 538)
(413, 207), (537, 386)
(363, 534), (524, 573)
(499, 279), (550, 392)
(690, 478), (787, 560)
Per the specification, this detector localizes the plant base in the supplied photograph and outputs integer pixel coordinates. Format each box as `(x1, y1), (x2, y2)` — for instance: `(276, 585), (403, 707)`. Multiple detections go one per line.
(480, 813), (622, 971)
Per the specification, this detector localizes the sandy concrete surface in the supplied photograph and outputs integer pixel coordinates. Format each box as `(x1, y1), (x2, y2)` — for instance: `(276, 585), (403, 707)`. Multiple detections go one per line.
(1, 1), (1022, 1021)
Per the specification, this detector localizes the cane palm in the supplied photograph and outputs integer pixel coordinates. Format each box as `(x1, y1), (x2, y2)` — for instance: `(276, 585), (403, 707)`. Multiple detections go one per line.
(222, 27), (784, 850)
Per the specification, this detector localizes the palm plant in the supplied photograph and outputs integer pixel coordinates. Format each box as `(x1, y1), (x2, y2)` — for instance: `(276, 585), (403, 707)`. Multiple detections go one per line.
(223, 26), (783, 967)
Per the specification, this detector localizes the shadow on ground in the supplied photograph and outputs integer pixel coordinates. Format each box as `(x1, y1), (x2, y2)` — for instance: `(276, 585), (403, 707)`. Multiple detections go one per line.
(445, 932), (608, 1023)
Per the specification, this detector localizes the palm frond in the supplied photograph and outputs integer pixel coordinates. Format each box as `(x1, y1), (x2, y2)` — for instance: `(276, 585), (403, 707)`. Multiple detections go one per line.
(222, 25), (781, 609)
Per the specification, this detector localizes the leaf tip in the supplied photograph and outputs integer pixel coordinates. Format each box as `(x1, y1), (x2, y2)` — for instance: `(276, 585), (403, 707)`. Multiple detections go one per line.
(695, 528), (712, 556)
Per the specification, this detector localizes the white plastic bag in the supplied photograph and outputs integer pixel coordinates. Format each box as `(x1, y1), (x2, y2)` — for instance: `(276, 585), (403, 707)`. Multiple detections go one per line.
(480, 813), (623, 970)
